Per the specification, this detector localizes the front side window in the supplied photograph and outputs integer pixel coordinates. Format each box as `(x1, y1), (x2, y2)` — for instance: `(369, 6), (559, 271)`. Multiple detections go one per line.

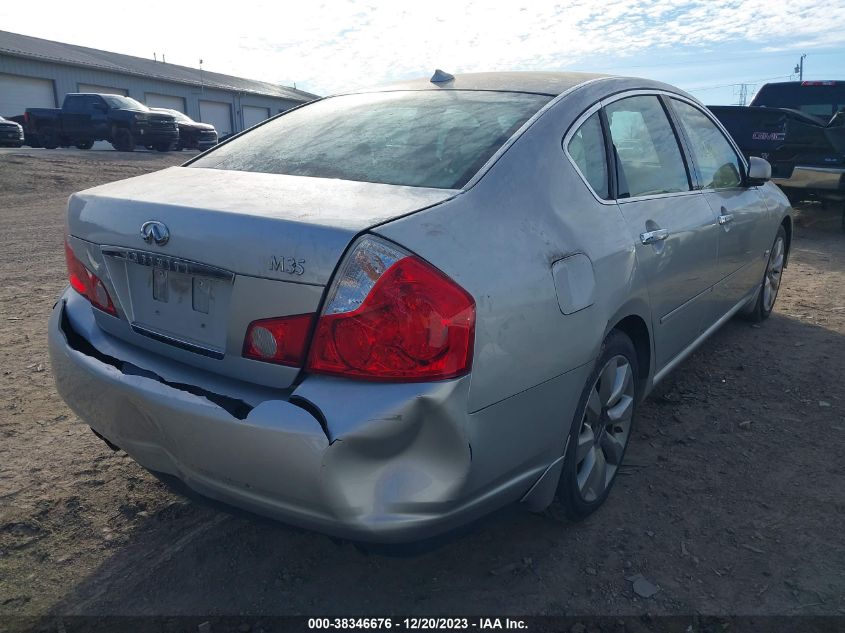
(567, 112), (609, 198)
(606, 95), (690, 198)
(671, 99), (743, 189)
(192, 91), (552, 189)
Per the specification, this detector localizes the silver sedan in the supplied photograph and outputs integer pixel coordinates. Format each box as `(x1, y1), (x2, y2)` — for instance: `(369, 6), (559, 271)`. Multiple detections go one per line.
(48, 71), (791, 543)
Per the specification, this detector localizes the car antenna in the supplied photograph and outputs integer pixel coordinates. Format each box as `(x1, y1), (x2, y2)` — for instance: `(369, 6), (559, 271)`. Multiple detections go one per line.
(430, 69), (455, 83)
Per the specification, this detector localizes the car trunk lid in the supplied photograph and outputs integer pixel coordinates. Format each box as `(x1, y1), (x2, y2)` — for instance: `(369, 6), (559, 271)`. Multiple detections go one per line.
(66, 166), (457, 388)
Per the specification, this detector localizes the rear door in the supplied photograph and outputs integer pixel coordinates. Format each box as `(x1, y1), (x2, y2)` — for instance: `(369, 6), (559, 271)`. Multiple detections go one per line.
(605, 94), (721, 370)
(669, 98), (769, 318)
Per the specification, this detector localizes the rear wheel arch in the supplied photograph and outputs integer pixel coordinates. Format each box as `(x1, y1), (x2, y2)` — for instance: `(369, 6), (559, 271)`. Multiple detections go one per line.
(554, 327), (639, 519)
(607, 313), (651, 400)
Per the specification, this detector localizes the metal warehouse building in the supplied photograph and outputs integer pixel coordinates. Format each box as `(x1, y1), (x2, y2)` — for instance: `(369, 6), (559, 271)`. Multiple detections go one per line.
(0, 30), (318, 136)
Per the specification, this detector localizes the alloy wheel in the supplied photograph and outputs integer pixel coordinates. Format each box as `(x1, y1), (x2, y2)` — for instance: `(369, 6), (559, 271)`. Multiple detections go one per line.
(763, 236), (785, 313)
(575, 355), (635, 502)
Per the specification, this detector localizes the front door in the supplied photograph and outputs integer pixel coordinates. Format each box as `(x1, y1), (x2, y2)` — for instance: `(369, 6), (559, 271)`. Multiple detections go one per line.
(606, 95), (721, 370)
(668, 98), (771, 318)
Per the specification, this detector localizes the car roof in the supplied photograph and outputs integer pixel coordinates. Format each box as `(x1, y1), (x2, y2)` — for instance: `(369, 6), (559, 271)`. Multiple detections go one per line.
(347, 71), (610, 96)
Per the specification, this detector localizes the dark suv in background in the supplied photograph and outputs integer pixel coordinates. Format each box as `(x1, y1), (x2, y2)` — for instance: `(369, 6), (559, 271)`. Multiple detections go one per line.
(150, 108), (218, 151)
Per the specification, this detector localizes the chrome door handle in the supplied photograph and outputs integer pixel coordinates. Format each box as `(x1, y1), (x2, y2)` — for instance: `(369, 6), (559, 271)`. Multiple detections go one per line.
(718, 213), (734, 225)
(640, 228), (669, 245)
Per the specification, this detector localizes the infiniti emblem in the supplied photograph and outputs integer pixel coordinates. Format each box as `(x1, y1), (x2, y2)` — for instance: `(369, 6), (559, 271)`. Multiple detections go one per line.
(140, 220), (170, 246)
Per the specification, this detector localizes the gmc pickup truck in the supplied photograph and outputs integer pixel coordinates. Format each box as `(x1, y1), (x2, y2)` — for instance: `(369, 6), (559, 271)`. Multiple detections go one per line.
(22, 93), (179, 152)
(709, 81), (845, 219)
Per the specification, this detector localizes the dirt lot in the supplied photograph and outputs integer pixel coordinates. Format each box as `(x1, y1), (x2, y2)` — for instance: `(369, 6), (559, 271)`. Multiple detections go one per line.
(1, 149), (844, 622)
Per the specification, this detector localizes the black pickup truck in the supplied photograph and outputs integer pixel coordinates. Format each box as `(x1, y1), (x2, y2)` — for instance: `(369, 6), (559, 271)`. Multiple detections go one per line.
(709, 81), (845, 214)
(22, 93), (179, 151)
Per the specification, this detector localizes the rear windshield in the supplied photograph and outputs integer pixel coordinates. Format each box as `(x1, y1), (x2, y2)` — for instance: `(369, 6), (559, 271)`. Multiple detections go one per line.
(752, 83), (845, 119)
(191, 91), (552, 189)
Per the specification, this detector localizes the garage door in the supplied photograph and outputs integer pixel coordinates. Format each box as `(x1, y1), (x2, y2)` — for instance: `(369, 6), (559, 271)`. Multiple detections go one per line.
(77, 84), (128, 96)
(145, 93), (186, 112)
(243, 105), (270, 129)
(0, 74), (55, 117)
(199, 100), (232, 136)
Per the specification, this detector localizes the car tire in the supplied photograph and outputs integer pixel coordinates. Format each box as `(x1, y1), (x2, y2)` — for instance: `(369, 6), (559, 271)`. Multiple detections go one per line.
(41, 128), (59, 150)
(75, 140), (94, 150)
(112, 128), (135, 152)
(556, 329), (639, 521)
(743, 225), (787, 323)
(154, 142), (172, 152)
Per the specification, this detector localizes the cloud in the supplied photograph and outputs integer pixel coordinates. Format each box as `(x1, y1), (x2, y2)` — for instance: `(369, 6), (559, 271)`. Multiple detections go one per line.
(2, 0), (844, 94)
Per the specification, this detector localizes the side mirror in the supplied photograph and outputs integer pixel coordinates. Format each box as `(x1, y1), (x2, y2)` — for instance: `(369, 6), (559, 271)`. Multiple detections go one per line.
(747, 156), (771, 185)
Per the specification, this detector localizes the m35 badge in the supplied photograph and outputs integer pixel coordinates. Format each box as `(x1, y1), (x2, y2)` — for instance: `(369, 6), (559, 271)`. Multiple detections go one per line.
(268, 255), (305, 276)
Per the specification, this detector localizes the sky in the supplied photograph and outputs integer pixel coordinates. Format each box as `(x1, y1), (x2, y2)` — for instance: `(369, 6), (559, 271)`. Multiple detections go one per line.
(1, 0), (843, 104)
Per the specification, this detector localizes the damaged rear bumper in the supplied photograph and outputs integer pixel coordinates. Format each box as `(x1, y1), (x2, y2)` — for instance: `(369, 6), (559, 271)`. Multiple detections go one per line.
(48, 289), (547, 543)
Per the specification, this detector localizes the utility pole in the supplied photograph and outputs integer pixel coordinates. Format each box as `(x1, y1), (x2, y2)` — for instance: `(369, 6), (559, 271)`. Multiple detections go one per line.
(199, 59), (204, 93)
(794, 53), (807, 81)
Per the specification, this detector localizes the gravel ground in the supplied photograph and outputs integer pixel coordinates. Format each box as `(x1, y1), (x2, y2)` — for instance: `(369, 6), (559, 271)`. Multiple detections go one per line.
(0, 148), (843, 621)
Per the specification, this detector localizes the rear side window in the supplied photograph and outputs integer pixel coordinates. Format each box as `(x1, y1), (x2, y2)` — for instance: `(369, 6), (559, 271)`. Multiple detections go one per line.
(567, 112), (609, 198)
(192, 91), (552, 189)
(606, 96), (690, 198)
(671, 99), (743, 189)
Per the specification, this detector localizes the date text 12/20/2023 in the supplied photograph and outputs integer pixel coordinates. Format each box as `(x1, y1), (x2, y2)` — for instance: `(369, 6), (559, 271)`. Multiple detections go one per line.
(307, 618), (528, 629)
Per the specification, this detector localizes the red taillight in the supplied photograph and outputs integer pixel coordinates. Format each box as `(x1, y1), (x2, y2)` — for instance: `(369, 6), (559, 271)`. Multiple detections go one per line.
(242, 314), (314, 366)
(307, 238), (475, 381)
(65, 240), (89, 295)
(64, 239), (117, 315)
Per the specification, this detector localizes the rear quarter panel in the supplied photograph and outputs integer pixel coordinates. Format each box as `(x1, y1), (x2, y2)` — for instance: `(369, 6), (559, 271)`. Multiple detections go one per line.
(375, 79), (652, 414)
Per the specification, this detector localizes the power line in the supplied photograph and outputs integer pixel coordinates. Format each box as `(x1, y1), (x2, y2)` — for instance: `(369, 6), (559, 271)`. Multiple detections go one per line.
(685, 74), (793, 92)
